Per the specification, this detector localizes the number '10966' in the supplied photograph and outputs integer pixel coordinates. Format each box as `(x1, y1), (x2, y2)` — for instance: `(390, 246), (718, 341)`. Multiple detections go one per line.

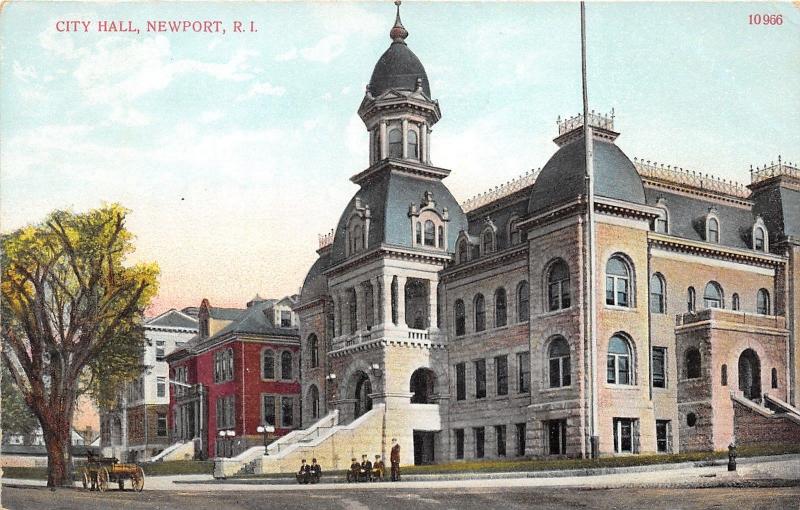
(748, 14), (783, 25)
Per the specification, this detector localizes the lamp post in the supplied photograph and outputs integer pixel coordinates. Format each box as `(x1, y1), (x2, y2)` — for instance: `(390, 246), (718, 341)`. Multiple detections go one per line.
(225, 429), (236, 457)
(257, 424), (275, 455)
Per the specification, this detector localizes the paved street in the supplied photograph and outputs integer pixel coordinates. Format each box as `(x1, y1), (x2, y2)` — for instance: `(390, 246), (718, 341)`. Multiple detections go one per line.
(3, 485), (800, 510)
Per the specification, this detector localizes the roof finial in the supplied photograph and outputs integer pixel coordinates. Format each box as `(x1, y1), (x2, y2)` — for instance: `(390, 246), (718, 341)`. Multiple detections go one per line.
(390, 0), (409, 43)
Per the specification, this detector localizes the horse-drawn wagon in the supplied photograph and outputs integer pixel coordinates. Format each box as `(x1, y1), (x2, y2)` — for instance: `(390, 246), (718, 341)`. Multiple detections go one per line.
(81, 452), (144, 492)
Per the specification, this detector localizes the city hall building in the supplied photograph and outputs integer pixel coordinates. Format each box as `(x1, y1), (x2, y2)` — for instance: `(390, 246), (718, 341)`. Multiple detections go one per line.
(223, 6), (799, 474)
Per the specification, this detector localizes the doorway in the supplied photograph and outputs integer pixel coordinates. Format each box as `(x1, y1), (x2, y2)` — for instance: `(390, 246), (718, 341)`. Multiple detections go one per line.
(413, 431), (435, 465)
(738, 349), (761, 401)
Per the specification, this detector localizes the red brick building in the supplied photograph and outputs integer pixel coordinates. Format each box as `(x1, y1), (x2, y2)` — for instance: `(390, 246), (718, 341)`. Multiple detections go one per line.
(166, 295), (300, 458)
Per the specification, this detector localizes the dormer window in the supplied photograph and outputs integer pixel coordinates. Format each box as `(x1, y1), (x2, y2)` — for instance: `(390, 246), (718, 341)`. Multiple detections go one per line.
(424, 220), (435, 246)
(457, 239), (468, 263)
(388, 128), (402, 158)
(280, 310), (292, 327)
(409, 193), (448, 250)
(407, 129), (418, 159)
(509, 216), (525, 245)
(653, 198), (669, 234)
(705, 210), (720, 244)
(752, 218), (768, 252)
(482, 229), (494, 254)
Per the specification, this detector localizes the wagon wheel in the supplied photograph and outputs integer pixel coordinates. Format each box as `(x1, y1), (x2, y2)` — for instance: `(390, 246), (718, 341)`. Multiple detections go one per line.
(81, 468), (90, 490)
(97, 467), (109, 492)
(132, 466), (145, 492)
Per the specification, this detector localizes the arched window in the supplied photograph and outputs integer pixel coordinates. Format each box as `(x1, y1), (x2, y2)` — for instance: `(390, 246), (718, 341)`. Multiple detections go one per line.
(494, 288), (507, 328)
(308, 385), (320, 420)
(685, 348), (701, 379)
(732, 293), (740, 311)
(482, 230), (494, 254)
(509, 217), (525, 246)
(649, 274), (666, 314)
(262, 349), (275, 379)
(754, 226), (766, 252)
(424, 220), (435, 246)
(517, 281), (530, 322)
(438, 226), (444, 248)
(353, 224), (362, 253)
(457, 239), (468, 264)
(707, 217), (720, 243)
(474, 294), (486, 332)
(703, 282), (723, 309)
(547, 260), (571, 311)
(771, 368), (778, 389)
(654, 208), (669, 234)
(388, 128), (402, 158)
(548, 337), (571, 388)
(721, 364), (728, 386)
(607, 335), (633, 385)
(454, 299), (465, 336)
(407, 129), (418, 159)
(757, 289), (770, 315)
(415, 222), (422, 245)
(687, 287), (696, 312)
(308, 334), (319, 368)
(605, 256), (632, 307)
(281, 351), (293, 380)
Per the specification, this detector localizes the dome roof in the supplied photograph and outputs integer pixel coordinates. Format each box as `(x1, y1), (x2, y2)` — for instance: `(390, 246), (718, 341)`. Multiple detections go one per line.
(299, 252), (331, 305)
(529, 137), (646, 214)
(368, 3), (431, 97)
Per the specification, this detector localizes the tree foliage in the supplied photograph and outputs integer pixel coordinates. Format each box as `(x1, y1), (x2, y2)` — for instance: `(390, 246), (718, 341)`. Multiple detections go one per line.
(1, 364), (39, 438)
(1, 204), (159, 485)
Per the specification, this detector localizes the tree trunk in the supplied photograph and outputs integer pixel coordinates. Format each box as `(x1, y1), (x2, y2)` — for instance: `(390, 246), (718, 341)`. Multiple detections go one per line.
(42, 416), (72, 487)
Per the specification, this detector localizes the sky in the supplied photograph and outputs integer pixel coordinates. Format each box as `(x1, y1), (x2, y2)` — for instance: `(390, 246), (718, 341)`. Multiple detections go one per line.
(2, 1), (799, 316)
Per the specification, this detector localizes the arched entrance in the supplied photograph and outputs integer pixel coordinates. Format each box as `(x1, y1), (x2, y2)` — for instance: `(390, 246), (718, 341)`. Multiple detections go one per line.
(409, 368), (437, 404)
(353, 371), (373, 418)
(738, 349), (761, 401)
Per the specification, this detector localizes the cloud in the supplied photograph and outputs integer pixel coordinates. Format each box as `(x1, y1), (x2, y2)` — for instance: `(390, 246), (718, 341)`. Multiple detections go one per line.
(236, 81), (286, 102)
(275, 47), (299, 62)
(300, 34), (346, 63)
(13, 61), (37, 82)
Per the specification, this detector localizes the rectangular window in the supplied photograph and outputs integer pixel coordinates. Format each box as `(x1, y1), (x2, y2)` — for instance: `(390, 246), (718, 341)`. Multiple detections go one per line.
(547, 419), (567, 455)
(652, 347), (666, 389)
(263, 395), (276, 427)
(455, 363), (466, 401)
(281, 396), (294, 428)
(226, 396), (235, 429)
(281, 310), (292, 327)
(156, 340), (166, 361)
(495, 355), (508, 396)
(216, 397), (224, 429)
(474, 359), (486, 399)
(455, 429), (464, 459)
(157, 377), (166, 398)
(656, 420), (671, 453)
(157, 413), (167, 436)
(517, 352), (530, 393)
(613, 418), (636, 453)
(474, 427), (485, 458)
(495, 425), (506, 457)
(515, 422), (526, 456)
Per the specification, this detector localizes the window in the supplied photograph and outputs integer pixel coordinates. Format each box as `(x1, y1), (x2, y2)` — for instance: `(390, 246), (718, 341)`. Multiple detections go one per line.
(263, 395), (276, 426)
(454, 299), (466, 336)
(474, 427), (485, 458)
(703, 282), (723, 309)
(309, 385), (320, 419)
(654, 208), (668, 234)
(687, 287), (696, 312)
(457, 240), (468, 263)
(771, 368), (778, 389)
(707, 217), (720, 243)
(754, 226), (766, 251)
(415, 222), (422, 245)
(309, 334), (319, 368)
(455, 363), (466, 400)
(349, 292), (357, 334)
(438, 226), (444, 249)
(352, 224), (362, 253)
(548, 337), (571, 388)
(685, 348), (701, 379)
(281, 311), (292, 327)
(547, 419), (567, 455)
(547, 260), (571, 311)
(281, 351), (293, 380)
(652, 347), (666, 389)
(517, 352), (531, 393)
(388, 128), (402, 158)
(656, 420), (671, 453)
(649, 274), (665, 314)
(517, 281), (529, 322)
(455, 429), (465, 459)
(613, 418), (636, 453)
(157, 413), (167, 437)
(495, 288), (507, 327)
(474, 294), (486, 332)
(281, 397), (294, 427)
(607, 335), (633, 385)
(732, 293), (740, 311)
(407, 129), (418, 159)
(757, 289), (770, 315)
(605, 256), (631, 307)
(482, 230), (493, 254)
(262, 350), (275, 379)
(686, 413), (697, 427)
(495, 425), (507, 457)
(217, 395), (235, 429)
(157, 377), (166, 398)
(721, 364), (728, 386)
(215, 349), (234, 383)
(515, 423), (526, 456)
(424, 220), (435, 246)
(495, 355), (508, 396)
(509, 218), (521, 246)
(475, 359), (486, 399)
(156, 340), (165, 361)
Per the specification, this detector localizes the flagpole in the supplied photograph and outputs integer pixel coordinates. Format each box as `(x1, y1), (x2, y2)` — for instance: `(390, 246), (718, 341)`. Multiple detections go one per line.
(581, 0), (599, 459)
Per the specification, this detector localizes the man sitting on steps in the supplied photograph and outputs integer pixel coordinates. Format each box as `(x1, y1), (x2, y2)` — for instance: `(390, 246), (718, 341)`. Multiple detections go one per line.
(295, 458), (311, 484)
(347, 457), (360, 483)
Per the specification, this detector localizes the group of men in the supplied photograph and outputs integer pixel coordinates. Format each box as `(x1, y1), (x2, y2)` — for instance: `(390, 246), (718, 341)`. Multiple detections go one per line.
(295, 458), (322, 484)
(346, 438), (401, 483)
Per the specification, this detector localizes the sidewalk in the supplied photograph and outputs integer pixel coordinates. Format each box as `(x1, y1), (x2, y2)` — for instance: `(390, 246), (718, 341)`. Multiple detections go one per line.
(2, 454), (798, 492)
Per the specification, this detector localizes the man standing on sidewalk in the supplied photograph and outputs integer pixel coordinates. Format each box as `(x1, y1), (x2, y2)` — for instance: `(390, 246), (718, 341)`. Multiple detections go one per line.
(390, 438), (401, 481)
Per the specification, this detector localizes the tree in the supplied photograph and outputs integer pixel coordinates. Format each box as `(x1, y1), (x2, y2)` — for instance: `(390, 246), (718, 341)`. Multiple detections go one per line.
(1, 204), (159, 487)
(1, 364), (39, 441)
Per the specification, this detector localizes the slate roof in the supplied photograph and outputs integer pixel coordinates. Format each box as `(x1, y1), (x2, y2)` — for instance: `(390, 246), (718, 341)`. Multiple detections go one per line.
(146, 309), (198, 330)
(300, 252), (332, 305)
(529, 136), (646, 214)
(208, 307), (245, 321)
(211, 302), (297, 339)
(752, 184), (800, 241)
(369, 42), (431, 98)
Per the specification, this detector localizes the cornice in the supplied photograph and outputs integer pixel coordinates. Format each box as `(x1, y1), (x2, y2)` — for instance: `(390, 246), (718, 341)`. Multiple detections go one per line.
(328, 338), (446, 358)
(648, 232), (787, 268)
(642, 178), (753, 208)
(440, 244), (528, 282)
(323, 243), (452, 279)
(350, 159), (451, 185)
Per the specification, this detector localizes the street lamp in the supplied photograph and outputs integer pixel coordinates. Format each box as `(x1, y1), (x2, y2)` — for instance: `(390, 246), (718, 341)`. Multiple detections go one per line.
(225, 429), (236, 457)
(257, 423), (275, 455)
